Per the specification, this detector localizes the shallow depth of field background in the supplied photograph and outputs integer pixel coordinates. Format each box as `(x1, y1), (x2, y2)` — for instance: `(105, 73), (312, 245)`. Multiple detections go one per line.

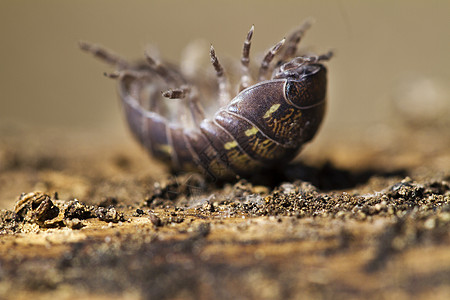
(0, 0), (449, 149)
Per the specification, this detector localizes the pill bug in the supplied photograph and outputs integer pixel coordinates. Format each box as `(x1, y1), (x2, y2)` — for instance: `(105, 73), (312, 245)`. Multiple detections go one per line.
(80, 20), (332, 180)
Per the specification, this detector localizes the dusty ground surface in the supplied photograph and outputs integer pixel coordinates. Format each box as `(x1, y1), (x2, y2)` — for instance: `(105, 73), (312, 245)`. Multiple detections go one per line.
(0, 121), (449, 300)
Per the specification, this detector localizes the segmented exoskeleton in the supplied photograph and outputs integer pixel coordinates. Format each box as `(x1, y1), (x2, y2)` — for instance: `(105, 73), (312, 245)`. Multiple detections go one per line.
(81, 20), (332, 180)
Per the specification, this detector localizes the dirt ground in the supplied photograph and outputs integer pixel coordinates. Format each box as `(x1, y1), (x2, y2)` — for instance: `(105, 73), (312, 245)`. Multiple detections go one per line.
(0, 118), (449, 300)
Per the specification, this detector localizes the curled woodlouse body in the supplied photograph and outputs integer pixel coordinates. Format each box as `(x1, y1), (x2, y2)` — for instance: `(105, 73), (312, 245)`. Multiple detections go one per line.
(81, 20), (332, 180)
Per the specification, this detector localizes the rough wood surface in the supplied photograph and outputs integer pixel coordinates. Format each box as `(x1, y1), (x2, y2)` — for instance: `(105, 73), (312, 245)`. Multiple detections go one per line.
(0, 123), (449, 300)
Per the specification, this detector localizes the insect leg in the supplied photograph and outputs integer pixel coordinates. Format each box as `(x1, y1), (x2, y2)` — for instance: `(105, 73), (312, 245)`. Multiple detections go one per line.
(238, 25), (254, 92)
(316, 51), (334, 62)
(280, 50), (334, 72)
(275, 50), (333, 78)
(280, 19), (313, 61)
(162, 86), (191, 99)
(79, 41), (130, 69)
(144, 52), (185, 87)
(186, 90), (205, 127)
(144, 52), (191, 118)
(210, 45), (230, 107)
(162, 86), (205, 127)
(301, 51), (334, 64)
(258, 38), (285, 81)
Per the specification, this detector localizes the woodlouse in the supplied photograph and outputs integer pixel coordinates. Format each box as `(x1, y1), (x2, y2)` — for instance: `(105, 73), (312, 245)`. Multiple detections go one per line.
(81, 20), (332, 180)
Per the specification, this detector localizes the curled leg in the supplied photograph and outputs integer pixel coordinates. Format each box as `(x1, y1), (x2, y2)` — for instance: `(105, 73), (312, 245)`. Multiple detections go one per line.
(258, 38), (285, 81)
(210, 45), (230, 107)
(239, 25), (254, 92)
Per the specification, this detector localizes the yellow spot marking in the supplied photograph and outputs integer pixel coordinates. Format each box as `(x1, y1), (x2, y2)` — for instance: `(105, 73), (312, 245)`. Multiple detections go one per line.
(245, 127), (259, 136)
(224, 141), (238, 150)
(227, 148), (262, 170)
(263, 104), (281, 118)
(157, 144), (173, 155)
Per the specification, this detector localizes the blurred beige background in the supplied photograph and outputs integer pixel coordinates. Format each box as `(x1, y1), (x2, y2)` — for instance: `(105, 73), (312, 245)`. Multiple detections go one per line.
(0, 0), (449, 143)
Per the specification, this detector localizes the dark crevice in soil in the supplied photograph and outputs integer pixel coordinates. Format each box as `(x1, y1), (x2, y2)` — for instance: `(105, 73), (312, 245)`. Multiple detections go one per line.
(282, 161), (408, 191)
(202, 161), (408, 191)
